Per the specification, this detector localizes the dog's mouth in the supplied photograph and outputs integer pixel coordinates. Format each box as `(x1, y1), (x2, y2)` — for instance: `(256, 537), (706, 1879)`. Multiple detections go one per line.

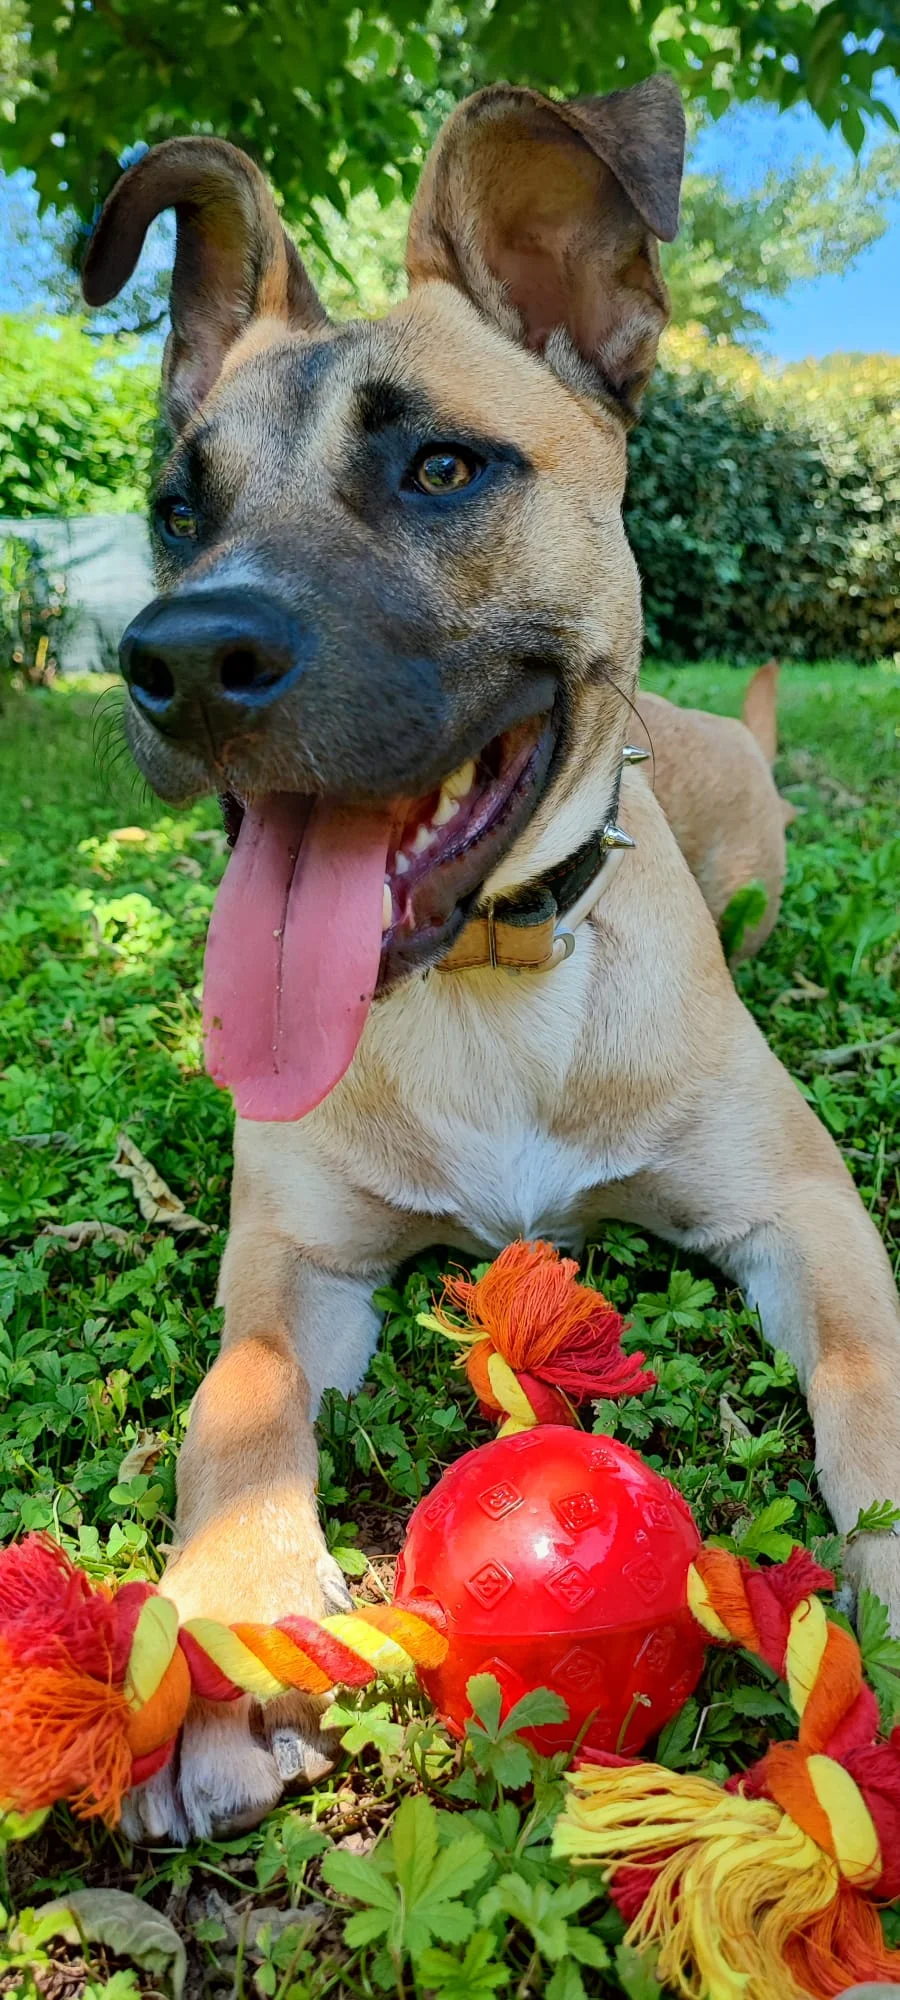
(203, 710), (556, 1122)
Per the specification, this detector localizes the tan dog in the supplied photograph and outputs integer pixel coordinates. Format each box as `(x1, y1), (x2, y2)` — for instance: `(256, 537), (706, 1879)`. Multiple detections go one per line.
(82, 79), (900, 1842)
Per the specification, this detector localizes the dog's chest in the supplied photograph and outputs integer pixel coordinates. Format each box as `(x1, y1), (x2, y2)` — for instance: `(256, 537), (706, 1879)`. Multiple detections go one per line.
(426, 1112), (598, 1252)
(345, 952), (642, 1250)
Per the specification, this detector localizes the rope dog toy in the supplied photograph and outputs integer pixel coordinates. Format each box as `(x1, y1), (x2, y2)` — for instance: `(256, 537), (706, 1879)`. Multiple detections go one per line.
(1, 1241), (897, 1998)
(0, 1533), (450, 1820)
(3, 1511), (898, 1999)
(425, 1236), (653, 1430)
(555, 1544), (900, 1998)
(0, 1243), (654, 1822)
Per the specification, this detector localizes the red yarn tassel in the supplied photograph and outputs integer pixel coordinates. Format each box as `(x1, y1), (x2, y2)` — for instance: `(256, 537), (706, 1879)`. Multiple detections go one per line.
(0, 1537), (148, 1822)
(440, 1239), (654, 1404)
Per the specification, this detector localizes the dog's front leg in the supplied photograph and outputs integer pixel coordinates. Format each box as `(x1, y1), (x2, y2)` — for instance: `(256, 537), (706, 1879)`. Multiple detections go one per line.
(723, 1174), (900, 1627)
(631, 1032), (900, 1628)
(122, 1246), (384, 1844)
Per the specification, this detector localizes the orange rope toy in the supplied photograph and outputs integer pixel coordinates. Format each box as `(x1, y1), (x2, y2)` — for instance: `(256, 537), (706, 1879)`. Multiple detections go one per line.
(0, 1241), (647, 1824)
(556, 1543), (900, 1999)
(1, 1241), (897, 2000)
(425, 1237), (654, 1430)
(0, 1535), (449, 1824)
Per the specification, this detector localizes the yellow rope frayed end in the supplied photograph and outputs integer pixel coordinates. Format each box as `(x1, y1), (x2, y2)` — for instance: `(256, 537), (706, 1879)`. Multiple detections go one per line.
(553, 1761), (840, 2000)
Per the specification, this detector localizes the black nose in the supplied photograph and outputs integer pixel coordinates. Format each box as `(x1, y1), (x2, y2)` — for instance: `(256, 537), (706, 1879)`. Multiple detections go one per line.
(119, 588), (306, 732)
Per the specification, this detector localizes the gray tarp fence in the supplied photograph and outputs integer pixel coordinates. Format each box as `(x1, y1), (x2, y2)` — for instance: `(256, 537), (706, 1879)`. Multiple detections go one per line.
(1, 513), (153, 672)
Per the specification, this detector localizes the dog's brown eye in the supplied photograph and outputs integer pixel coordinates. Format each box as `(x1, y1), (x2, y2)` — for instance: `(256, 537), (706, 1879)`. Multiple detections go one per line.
(159, 499), (198, 541)
(410, 448), (481, 495)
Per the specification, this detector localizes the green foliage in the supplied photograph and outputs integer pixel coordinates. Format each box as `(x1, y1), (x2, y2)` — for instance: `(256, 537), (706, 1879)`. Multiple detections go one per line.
(0, 314), (156, 517)
(615, 1944), (664, 2000)
(321, 1782), (609, 1994)
(298, 190), (409, 320)
(628, 332), (900, 660)
(9, 1893), (186, 1999)
(464, 1675), (570, 1792)
(856, 1589), (900, 1728)
(665, 142), (900, 342)
(322, 1792), (492, 1965)
(417, 1930), (511, 1997)
(0, 535), (77, 693)
(479, 1872), (608, 1980)
(4, 0), (899, 227)
(0, 0), (27, 123)
(718, 880), (769, 962)
(0, 661), (897, 1991)
(731, 1496), (799, 1562)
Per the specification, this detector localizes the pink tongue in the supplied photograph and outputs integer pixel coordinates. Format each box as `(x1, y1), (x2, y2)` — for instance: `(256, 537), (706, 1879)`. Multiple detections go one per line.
(203, 794), (393, 1121)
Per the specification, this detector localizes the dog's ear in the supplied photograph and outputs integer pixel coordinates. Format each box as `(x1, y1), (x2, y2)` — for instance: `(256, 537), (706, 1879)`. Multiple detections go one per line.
(406, 77), (684, 416)
(82, 138), (327, 430)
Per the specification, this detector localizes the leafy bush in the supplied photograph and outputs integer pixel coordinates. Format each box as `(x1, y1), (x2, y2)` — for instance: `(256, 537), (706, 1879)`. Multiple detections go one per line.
(0, 313), (156, 516)
(628, 331), (900, 661)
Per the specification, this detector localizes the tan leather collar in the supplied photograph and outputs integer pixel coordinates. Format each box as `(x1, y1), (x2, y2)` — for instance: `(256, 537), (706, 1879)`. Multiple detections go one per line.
(436, 821), (633, 976)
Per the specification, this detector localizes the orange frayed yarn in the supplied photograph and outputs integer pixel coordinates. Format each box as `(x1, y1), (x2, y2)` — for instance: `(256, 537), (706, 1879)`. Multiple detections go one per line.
(438, 1239), (654, 1418)
(0, 1646), (134, 1823)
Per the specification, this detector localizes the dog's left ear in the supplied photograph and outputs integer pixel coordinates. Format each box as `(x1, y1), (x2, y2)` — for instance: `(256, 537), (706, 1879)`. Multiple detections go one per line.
(406, 77), (684, 416)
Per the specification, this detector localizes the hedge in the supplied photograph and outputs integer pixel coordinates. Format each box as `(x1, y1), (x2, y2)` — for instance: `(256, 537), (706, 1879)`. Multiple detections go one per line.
(2, 314), (897, 661)
(0, 314), (157, 517)
(627, 330), (900, 661)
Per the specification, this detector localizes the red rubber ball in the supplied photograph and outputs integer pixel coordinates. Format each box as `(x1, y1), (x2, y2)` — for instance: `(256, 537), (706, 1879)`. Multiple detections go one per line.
(395, 1427), (705, 1757)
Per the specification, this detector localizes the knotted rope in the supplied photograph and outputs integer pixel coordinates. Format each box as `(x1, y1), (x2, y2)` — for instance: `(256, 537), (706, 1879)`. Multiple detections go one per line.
(0, 1535), (448, 1822)
(427, 1238), (654, 1431)
(555, 1544), (900, 2000)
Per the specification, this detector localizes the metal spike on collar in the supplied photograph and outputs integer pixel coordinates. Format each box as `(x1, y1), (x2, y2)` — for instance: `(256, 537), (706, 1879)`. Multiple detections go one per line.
(621, 743), (650, 764)
(601, 822), (636, 851)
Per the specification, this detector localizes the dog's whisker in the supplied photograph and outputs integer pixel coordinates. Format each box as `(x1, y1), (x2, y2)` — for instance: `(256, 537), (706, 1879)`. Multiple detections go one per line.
(591, 658), (656, 784)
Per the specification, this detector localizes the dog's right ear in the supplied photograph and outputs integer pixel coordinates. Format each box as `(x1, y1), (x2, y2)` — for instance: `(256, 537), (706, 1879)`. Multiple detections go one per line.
(82, 138), (327, 431)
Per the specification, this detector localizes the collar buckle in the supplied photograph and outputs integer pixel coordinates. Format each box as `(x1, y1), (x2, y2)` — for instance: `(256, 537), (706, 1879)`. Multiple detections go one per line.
(435, 808), (636, 979)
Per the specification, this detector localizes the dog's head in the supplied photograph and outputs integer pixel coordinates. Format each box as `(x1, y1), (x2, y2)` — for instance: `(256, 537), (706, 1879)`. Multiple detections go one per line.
(83, 79), (684, 1117)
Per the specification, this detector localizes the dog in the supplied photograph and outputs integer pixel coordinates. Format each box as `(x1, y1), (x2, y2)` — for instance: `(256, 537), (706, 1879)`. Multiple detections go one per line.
(81, 76), (900, 1842)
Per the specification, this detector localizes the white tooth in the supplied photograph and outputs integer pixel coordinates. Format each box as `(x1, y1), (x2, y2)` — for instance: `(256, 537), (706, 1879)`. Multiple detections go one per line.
(382, 881), (392, 932)
(395, 852), (410, 874)
(412, 825), (432, 855)
(433, 788), (460, 827)
(445, 759), (475, 800)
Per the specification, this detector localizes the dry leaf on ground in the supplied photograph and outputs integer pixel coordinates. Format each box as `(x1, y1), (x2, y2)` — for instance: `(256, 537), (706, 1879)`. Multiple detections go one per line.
(12, 1890), (186, 1999)
(39, 1220), (131, 1249)
(117, 1431), (167, 1482)
(112, 1133), (210, 1234)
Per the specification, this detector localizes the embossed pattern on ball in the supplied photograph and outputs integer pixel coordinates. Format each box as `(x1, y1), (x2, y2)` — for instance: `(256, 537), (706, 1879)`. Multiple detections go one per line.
(394, 1427), (706, 1756)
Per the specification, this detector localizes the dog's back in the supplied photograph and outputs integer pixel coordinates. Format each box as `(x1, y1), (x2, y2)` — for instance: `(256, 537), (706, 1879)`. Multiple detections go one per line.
(635, 662), (792, 957)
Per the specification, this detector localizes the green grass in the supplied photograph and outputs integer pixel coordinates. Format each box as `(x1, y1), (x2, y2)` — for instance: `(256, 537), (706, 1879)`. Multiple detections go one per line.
(0, 660), (899, 1998)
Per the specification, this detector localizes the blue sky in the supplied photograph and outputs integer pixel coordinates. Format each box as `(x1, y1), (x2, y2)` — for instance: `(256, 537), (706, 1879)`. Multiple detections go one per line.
(1, 81), (897, 361)
(695, 81), (900, 359)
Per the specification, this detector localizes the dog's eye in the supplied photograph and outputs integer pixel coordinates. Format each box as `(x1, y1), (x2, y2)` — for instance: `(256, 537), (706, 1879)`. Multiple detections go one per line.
(158, 499), (198, 542)
(407, 447), (483, 495)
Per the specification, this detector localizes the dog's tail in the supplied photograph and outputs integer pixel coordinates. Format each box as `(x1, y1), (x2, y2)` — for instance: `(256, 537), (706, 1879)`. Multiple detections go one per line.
(743, 659), (797, 826)
(742, 658), (779, 763)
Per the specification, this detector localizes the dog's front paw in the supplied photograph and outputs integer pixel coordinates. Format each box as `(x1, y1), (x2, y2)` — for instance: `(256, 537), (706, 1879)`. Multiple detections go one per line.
(120, 1688), (339, 1844)
(122, 1530), (352, 1843)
